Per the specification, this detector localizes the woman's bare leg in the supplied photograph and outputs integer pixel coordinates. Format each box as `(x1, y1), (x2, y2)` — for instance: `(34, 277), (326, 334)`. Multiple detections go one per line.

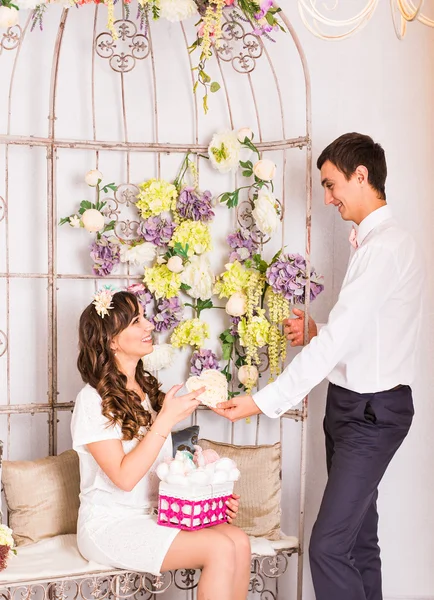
(161, 528), (236, 600)
(213, 524), (251, 600)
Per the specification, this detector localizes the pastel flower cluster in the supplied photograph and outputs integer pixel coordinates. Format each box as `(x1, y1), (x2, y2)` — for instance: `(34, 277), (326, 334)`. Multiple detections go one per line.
(144, 264), (181, 299)
(213, 261), (251, 299)
(90, 237), (120, 277)
(177, 187), (214, 222)
(127, 283), (153, 311)
(170, 220), (212, 256)
(139, 216), (176, 247)
(151, 296), (184, 332)
(190, 349), (220, 376)
(227, 228), (258, 263)
(136, 179), (178, 219)
(171, 318), (210, 349)
(266, 253), (324, 303)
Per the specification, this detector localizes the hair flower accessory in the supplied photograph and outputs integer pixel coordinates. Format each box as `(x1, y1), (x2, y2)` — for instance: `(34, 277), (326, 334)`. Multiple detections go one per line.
(93, 285), (117, 318)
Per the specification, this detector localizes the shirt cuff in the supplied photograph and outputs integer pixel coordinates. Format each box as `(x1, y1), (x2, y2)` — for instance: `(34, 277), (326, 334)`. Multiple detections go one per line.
(253, 382), (292, 418)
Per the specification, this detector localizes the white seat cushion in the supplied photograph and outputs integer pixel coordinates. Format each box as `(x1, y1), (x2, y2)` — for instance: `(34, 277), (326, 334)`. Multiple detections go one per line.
(0, 534), (111, 584)
(249, 534), (299, 557)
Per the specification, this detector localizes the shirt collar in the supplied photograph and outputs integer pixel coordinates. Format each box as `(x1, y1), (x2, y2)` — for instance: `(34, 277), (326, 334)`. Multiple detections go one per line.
(356, 205), (392, 246)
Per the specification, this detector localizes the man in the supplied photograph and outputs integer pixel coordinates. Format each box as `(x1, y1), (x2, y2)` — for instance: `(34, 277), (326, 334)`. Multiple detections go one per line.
(215, 133), (424, 600)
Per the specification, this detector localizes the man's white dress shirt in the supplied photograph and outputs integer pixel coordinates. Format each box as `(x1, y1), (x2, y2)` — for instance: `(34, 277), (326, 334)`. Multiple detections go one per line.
(253, 205), (425, 417)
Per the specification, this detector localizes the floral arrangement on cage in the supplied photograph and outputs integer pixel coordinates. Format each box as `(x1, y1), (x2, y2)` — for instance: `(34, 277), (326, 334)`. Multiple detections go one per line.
(0, 524), (17, 571)
(0, 0), (283, 112)
(59, 127), (324, 401)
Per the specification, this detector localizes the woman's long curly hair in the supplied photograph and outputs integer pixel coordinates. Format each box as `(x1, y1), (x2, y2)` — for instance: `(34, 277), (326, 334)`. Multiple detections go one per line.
(77, 291), (164, 440)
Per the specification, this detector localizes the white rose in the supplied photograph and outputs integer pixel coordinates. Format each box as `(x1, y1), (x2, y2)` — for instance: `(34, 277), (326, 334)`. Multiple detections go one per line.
(159, 0), (198, 22)
(180, 255), (215, 300)
(0, 6), (18, 28)
(225, 292), (247, 317)
(252, 189), (280, 236)
(142, 344), (175, 371)
(120, 242), (156, 265)
(237, 128), (253, 143)
(167, 255), (184, 273)
(253, 159), (276, 181)
(69, 214), (81, 228)
(208, 130), (241, 174)
(238, 365), (259, 386)
(81, 209), (105, 232)
(84, 169), (103, 187)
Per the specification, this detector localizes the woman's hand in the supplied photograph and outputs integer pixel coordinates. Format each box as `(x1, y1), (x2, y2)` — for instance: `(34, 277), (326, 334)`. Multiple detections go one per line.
(226, 493), (240, 523)
(158, 384), (205, 429)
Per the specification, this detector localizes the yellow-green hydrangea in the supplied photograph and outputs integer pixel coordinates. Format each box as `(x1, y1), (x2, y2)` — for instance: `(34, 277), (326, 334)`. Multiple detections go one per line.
(136, 179), (178, 219)
(143, 264), (181, 299)
(238, 311), (271, 348)
(169, 220), (212, 256)
(171, 318), (210, 348)
(214, 261), (252, 299)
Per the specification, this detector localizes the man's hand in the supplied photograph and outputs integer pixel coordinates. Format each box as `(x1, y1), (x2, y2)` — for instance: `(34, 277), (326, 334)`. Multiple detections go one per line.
(212, 395), (262, 422)
(283, 308), (318, 347)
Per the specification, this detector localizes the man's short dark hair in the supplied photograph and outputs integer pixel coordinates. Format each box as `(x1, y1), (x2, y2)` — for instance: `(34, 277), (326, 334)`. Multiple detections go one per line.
(317, 133), (387, 200)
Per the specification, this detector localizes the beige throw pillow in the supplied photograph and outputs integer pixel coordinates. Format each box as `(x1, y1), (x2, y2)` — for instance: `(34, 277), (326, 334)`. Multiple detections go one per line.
(199, 439), (281, 540)
(2, 449), (80, 547)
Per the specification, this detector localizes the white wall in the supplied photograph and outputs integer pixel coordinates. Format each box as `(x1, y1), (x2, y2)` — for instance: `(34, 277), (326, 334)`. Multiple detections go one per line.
(0, 1), (433, 599)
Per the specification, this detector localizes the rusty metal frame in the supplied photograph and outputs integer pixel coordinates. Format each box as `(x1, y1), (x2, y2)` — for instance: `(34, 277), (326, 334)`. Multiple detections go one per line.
(0, 4), (312, 598)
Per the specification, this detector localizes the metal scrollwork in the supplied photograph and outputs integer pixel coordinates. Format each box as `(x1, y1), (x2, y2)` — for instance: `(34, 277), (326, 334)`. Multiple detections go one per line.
(142, 571), (173, 595)
(0, 25), (21, 55)
(0, 197), (7, 222)
(0, 331), (8, 358)
(173, 568), (200, 591)
(95, 20), (150, 73)
(216, 10), (263, 74)
(103, 183), (141, 242)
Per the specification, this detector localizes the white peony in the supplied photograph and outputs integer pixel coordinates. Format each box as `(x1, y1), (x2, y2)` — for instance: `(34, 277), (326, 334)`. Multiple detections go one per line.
(237, 365), (259, 386)
(225, 292), (247, 317)
(142, 343), (175, 371)
(84, 169), (103, 187)
(237, 127), (253, 143)
(253, 159), (277, 181)
(159, 0), (198, 22)
(180, 254), (215, 300)
(167, 255), (184, 273)
(81, 209), (105, 232)
(120, 242), (156, 266)
(69, 214), (81, 228)
(252, 189), (280, 236)
(0, 6), (18, 27)
(208, 130), (241, 174)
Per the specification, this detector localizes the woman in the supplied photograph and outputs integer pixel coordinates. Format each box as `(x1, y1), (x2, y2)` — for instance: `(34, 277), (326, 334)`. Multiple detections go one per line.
(71, 290), (251, 600)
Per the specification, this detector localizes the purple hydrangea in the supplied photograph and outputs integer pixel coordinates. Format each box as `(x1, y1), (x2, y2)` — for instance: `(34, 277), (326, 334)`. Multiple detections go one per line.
(90, 237), (120, 277)
(266, 253), (324, 303)
(139, 216), (176, 247)
(190, 349), (220, 376)
(127, 283), (153, 311)
(227, 228), (259, 263)
(229, 316), (241, 337)
(176, 187), (214, 222)
(151, 296), (184, 332)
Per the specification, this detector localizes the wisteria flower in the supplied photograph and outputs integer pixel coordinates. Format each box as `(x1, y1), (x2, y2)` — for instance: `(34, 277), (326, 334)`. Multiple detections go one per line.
(159, 0), (198, 22)
(265, 253), (324, 303)
(214, 261), (251, 299)
(177, 187), (215, 222)
(190, 349), (220, 376)
(252, 189), (280, 236)
(142, 343), (176, 372)
(229, 316), (241, 337)
(180, 254), (215, 300)
(90, 236), (120, 277)
(238, 312), (270, 348)
(151, 296), (184, 332)
(139, 216), (176, 247)
(171, 318), (210, 349)
(119, 242), (157, 266)
(170, 220), (212, 256)
(136, 179), (178, 219)
(127, 283), (153, 311)
(227, 228), (258, 262)
(143, 264), (181, 299)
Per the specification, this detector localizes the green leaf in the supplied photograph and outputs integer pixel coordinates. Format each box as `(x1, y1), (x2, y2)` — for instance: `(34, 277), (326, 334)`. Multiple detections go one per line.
(228, 391), (240, 399)
(253, 253), (269, 274)
(203, 94), (209, 114)
(219, 192), (230, 205)
(239, 160), (253, 169)
(79, 200), (93, 211)
(197, 298), (213, 312)
(180, 283), (191, 292)
(102, 220), (116, 234)
(210, 82), (220, 93)
(199, 70), (211, 84)
(222, 344), (232, 361)
(242, 170), (253, 178)
(59, 217), (71, 226)
(227, 189), (240, 209)
(95, 201), (107, 212)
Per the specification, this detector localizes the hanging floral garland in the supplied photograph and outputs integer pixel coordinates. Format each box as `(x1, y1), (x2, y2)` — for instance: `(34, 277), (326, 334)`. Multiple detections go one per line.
(59, 127), (324, 401)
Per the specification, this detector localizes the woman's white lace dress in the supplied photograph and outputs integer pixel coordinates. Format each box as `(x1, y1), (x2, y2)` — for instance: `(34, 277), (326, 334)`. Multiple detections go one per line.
(71, 384), (180, 575)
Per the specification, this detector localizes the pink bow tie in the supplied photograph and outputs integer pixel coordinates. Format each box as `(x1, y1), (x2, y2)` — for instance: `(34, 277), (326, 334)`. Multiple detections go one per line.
(349, 227), (358, 249)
